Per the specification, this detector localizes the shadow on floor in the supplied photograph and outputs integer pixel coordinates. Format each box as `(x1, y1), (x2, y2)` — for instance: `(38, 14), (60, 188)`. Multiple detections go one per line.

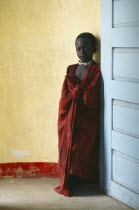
(70, 183), (104, 197)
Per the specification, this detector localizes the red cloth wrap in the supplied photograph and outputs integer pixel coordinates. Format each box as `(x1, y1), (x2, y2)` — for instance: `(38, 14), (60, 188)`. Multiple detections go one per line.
(54, 60), (101, 196)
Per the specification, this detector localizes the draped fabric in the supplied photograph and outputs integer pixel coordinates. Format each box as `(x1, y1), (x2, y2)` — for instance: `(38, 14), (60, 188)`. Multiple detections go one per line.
(54, 60), (101, 197)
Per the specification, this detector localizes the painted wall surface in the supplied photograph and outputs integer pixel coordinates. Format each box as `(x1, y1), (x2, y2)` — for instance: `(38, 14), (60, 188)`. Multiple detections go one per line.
(0, 0), (100, 163)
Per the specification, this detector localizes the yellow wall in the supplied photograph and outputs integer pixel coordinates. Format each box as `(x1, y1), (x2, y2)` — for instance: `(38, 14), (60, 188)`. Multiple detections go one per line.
(0, 0), (100, 163)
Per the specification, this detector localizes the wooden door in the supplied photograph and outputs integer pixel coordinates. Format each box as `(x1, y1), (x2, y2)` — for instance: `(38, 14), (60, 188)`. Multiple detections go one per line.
(101, 0), (139, 208)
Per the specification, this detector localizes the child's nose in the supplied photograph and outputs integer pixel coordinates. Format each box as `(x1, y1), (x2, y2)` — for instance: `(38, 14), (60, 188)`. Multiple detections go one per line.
(80, 48), (85, 55)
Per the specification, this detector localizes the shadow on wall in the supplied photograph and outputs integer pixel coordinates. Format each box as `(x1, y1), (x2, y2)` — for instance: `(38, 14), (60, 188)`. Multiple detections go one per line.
(94, 36), (101, 64)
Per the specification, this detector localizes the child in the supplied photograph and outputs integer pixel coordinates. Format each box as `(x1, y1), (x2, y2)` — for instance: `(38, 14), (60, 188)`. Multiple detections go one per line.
(54, 32), (101, 197)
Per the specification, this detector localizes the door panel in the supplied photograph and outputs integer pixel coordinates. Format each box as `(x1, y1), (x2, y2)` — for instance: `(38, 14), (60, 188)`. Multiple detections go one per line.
(111, 80), (139, 104)
(111, 181), (139, 208)
(113, 0), (139, 28)
(112, 151), (139, 194)
(113, 48), (139, 82)
(112, 130), (139, 160)
(113, 100), (139, 138)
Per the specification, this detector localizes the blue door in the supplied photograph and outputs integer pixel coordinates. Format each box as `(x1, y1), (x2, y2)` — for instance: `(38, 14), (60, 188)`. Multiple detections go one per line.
(101, 0), (139, 209)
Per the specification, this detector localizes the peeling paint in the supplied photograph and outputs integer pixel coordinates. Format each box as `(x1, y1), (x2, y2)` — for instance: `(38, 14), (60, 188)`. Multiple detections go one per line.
(14, 167), (24, 175)
(0, 162), (60, 179)
(29, 165), (39, 174)
(0, 168), (3, 173)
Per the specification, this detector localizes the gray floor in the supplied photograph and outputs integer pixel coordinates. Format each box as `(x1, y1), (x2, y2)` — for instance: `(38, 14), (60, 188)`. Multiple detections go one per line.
(0, 178), (132, 210)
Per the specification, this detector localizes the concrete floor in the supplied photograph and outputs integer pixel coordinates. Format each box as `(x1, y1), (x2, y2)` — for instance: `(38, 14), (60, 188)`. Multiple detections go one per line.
(0, 178), (133, 210)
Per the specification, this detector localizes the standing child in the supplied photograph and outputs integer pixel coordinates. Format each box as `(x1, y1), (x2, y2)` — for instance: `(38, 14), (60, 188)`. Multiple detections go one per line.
(54, 32), (101, 197)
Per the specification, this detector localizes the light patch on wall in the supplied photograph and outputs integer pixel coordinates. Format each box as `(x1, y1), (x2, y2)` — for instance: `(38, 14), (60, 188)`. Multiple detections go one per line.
(12, 149), (30, 160)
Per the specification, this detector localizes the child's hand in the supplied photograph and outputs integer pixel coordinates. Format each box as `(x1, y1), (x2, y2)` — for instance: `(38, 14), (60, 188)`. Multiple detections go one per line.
(72, 85), (84, 101)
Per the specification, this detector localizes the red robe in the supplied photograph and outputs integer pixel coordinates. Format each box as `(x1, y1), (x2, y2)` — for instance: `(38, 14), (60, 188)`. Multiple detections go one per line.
(54, 60), (101, 196)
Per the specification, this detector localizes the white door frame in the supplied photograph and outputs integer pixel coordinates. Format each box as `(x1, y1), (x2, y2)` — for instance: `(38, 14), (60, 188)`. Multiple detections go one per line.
(100, 0), (113, 195)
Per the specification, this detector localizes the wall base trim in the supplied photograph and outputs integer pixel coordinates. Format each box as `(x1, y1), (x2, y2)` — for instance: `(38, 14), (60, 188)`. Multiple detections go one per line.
(0, 162), (60, 179)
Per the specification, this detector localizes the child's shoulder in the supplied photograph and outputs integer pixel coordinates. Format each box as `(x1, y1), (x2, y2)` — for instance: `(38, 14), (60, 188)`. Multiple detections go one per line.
(92, 60), (101, 72)
(92, 60), (100, 68)
(66, 63), (78, 75)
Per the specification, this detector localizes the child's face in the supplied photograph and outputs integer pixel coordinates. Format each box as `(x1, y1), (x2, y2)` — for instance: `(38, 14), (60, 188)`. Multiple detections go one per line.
(75, 38), (94, 62)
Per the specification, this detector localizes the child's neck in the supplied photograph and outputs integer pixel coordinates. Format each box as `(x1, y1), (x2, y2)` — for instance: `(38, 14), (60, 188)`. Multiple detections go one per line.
(78, 59), (93, 66)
